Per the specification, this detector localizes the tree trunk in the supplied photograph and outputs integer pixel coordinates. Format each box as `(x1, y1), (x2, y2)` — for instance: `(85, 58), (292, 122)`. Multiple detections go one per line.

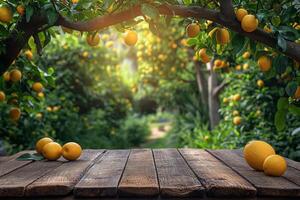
(208, 59), (220, 129)
(194, 62), (208, 110)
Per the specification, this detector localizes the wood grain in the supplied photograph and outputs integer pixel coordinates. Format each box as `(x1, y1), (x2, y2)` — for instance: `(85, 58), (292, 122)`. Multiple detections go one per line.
(118, 149), (159, 197)
(0, 160), (62, 197)
(208, 150), (300, 197)
(286, 159), (300, 171)
(25, 150), (104, 196)
(74, 150), (130, 197)
(179, 149), (256, 197)
(153, 148), (204, 197)
(0, 150), (35, 178)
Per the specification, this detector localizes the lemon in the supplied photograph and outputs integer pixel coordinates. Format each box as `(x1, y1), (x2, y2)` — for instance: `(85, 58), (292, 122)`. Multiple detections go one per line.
(86, 34), (100, 47)
(124, 31), (138, 46)
(263, 155), (287, 176)
(32, 82), (44, 93)
(186, 23), (200, 38)
(62, 142), (82, 161)
(294, 86), (300, 99)
(241, 15), (258, 32)
(16, 5), (25, 16)
(198, 48), (211, 63)
(36, 137), (53, 154)
(10, 69), (22, 82)
(0, 6), (12, 23)
(233, 116), (242, 125)
(257, 80), (264, 88)
(258, 56), (272, 72)
(244, 140), (275, 171)
(3, 71), (10, 81)
(236, 8), (248, 22)
(42, 142), (62, 161)
(9, 107), (21, 121)
(0, 91), (5, 102)
(216, 28), (230, 44)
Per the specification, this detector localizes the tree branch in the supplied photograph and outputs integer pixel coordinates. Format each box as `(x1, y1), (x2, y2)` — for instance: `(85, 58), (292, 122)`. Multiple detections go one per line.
(57, 4), (300, 62)
(1, 3), (300, 75)
(219, 0), (235, 21)
(33, 34), (43, 56)
(213, 80), (229, 97)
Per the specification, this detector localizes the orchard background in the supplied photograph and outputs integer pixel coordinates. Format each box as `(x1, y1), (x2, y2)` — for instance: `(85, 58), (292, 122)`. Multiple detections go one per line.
(0, 0), (299, 160)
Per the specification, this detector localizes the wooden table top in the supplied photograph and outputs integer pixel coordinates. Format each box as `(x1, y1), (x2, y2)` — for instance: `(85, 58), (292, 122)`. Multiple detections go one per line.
(0, 149), (299, 199)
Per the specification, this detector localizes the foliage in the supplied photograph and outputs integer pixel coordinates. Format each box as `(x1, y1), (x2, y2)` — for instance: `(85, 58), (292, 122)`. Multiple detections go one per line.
(1, 34), (151, 154)
(0, 0), (300, 162)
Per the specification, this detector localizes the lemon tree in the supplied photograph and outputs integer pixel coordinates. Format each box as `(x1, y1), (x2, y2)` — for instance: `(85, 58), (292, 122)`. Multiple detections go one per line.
(0, 0), (299, 157)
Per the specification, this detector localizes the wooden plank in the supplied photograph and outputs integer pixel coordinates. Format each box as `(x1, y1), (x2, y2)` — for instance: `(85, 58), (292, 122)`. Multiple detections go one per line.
(74, 150), (130, 197)
(0, 159), (62, 197)
(153, 148), (204, 197)
(179, 149), (256, 197)
(286, 159), (300, 171)
(233, 149), (300, 187)
(208, 150), (300, 197)
(118, 149), (159, 197)
(25, 150), (104, 196)
(0, 150), (35, 177)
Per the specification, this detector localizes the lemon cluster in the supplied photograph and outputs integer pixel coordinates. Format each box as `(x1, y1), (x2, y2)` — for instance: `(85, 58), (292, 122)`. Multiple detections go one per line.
(244, 140), (287, 176)
(36, 137), (82, 161)
(236, 8), (259, 33)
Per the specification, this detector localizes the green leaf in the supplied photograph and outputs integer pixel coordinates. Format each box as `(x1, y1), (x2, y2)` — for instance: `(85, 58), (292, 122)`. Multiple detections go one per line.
(289, 104), (300, 116)
(187, 38), (198, 46)
(277, 97), (288, 110)
(274, 109), (287, 131)
(141, 4), (159, 19)
(26, 6), (34, 23)
(231, 34), (247, 57)
(273, 55), (288, 74)
(46, 9), (59, 26)
(277, 36), (287, 52)
(285, 81), (298, 97)
(16, 153), (44, 161)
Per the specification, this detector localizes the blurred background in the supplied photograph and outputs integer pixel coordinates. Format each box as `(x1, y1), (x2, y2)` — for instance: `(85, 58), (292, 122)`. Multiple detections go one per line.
(1, 19), (300, 161)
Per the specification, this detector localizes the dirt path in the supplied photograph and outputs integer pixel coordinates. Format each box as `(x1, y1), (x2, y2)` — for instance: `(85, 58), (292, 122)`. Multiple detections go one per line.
(142, 123), (171, 148)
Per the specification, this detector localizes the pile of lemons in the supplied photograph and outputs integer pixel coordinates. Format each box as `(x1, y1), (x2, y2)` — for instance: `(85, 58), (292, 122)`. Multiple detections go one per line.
(36, 137), (82, 161)
(244, 140), (287, 176)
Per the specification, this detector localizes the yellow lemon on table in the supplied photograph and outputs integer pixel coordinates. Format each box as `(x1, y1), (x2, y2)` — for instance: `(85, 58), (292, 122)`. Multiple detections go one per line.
(263, 155), (287, 176)
(36, 137), (53, 154)
(62, 142), (82, 161)
(244, 140), (275, 171)
(42, 142), (62, 161)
